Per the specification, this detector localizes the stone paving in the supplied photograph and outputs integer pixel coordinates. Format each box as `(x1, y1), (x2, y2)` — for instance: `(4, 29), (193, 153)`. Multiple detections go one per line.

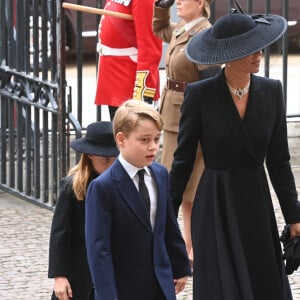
(0, 195), (53, 299)
(0, 122), (299, 300)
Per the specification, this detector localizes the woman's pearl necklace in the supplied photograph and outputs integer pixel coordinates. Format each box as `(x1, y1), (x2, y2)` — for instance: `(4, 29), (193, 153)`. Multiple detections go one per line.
(227, 80), (251, 100)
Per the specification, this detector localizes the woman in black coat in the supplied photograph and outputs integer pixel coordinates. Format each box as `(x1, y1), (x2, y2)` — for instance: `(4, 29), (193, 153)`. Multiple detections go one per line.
(48, 121), (119, 300)
(170, 11), (300, 300)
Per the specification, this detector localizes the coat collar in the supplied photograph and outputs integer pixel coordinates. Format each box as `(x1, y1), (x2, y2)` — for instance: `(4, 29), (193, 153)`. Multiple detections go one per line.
(172, 18), (211, 46)
(111, 160), (165, 233)
(211, 70), (264, 162)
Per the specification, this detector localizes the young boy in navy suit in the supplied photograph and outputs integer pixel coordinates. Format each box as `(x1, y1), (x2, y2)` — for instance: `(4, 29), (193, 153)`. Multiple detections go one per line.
(85, 100), (191, 300)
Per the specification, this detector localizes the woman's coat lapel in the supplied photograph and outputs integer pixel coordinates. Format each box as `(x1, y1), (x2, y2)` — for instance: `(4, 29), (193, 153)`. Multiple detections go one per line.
(211, 72), (265, 162)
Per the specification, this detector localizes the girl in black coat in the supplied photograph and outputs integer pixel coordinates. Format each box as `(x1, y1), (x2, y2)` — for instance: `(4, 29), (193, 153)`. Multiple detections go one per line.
(48, 121), (119, 300)
(170, 11), (300, 300)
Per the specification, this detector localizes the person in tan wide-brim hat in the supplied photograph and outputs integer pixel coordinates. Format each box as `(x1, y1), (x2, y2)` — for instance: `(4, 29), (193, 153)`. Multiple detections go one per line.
(170, 10), (300, 300)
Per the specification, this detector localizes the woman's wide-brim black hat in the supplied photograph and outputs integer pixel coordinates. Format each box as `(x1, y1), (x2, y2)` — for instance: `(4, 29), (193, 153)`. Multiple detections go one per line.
(70, 121), (119, 157)
(186, 12), (287, 64)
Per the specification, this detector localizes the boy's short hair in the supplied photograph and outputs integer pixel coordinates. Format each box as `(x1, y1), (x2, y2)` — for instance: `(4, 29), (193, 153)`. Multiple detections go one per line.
(113, 100), (163, 137)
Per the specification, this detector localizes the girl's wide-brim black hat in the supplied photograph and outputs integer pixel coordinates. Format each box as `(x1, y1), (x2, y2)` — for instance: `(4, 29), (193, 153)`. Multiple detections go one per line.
(186, 12), (287, 64)
(70, 121), (119, 157)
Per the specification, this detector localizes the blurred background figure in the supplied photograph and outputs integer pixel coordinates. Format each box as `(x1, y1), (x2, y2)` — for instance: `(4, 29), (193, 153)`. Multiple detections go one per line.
(152, 0), (220, 267)
(94, 0), (163, 120)
(48, 121), (118, 300)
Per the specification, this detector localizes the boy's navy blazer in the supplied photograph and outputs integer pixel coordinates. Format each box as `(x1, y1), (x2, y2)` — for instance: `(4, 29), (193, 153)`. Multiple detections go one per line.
(85, 159), (190, 300)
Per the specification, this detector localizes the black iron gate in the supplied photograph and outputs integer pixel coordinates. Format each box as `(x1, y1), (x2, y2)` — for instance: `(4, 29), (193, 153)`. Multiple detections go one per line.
(0, 0), (64, 207)
(0, 0), (296, 208)
(0, 0), (105, 208)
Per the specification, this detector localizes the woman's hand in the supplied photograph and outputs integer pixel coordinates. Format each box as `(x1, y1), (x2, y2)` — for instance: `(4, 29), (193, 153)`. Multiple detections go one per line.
(290, 222), (300, 238)
(155, 0), (175, 8)
(53, 277), (73, 300)
(174, 276), (188, 294)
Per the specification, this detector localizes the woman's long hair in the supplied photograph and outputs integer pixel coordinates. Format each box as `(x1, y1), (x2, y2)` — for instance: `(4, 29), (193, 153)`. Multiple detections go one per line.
(68, 154), (93, 201)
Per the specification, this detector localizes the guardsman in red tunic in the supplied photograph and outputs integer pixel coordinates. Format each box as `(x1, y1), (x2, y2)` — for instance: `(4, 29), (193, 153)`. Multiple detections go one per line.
(95, 0), (163, 119)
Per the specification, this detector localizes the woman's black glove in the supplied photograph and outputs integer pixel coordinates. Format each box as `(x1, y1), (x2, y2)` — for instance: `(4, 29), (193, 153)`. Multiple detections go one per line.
(155, 0), (175, 8)
(280, 224), (300, 275)
(143, 96), (153, 105)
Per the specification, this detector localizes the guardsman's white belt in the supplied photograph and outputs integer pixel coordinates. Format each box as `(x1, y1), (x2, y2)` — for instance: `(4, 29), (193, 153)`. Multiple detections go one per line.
(97, 44), (138, 62)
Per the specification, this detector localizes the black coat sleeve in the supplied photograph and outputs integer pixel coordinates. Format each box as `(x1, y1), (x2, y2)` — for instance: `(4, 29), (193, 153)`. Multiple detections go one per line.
(169, 84), (201, 215)
(266, 80), (300, 224)
(48, 177), (74, 278)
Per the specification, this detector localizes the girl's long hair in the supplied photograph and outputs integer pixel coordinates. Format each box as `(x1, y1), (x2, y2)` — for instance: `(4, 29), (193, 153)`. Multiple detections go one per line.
(68, 154), (93, 201)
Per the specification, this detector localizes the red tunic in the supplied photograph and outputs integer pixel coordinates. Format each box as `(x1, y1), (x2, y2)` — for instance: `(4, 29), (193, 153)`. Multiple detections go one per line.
(94, 0), (162, 107)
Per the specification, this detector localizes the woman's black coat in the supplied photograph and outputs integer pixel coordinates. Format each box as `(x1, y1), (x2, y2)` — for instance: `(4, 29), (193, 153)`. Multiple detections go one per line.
(48, 176), (95, 300)
(170, 70), (300, 300)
